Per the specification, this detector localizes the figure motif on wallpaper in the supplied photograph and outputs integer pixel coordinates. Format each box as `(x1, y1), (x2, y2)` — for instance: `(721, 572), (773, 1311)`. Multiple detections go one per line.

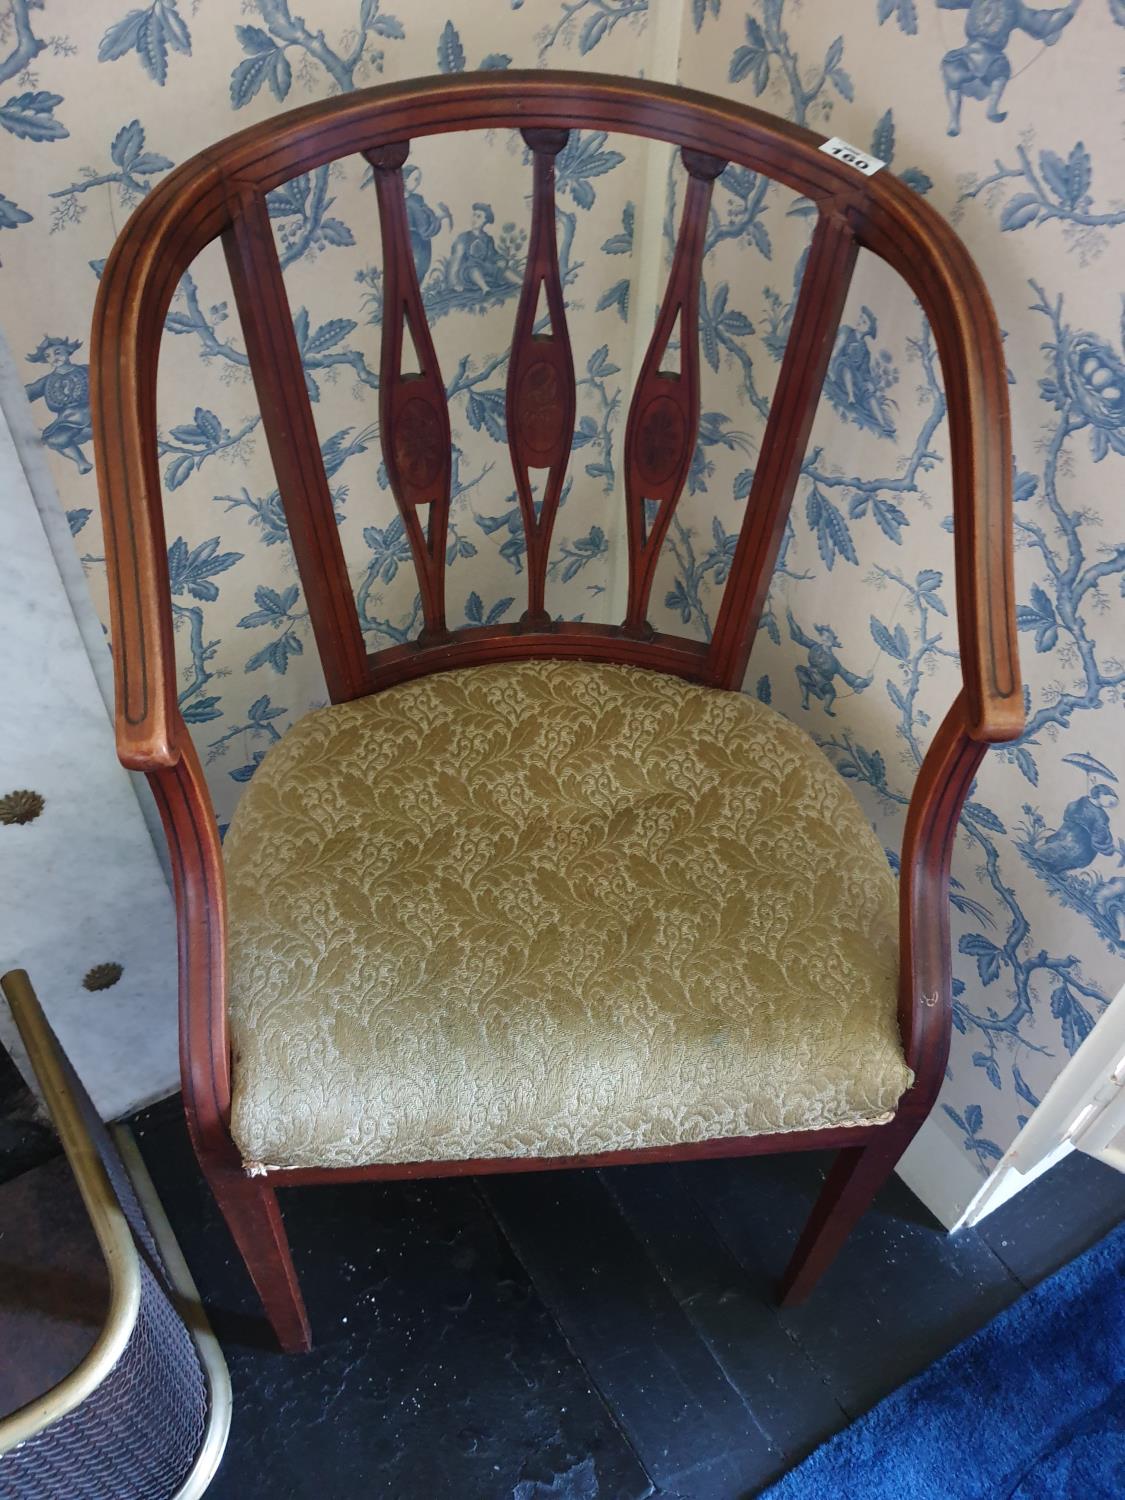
(422, 202), (524, 320)
(402, 165), (451, 282)
(1018, 770), (1125, 952)
(24, 336), (93, 475)
(786, 613), (873, 717)
(821, 307), (899, 440)
(446, 203), (519, 294)
(938, 0), (1079, 136)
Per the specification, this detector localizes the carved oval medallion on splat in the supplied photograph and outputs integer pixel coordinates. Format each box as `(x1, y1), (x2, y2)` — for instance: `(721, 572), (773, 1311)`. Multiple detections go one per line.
(635, 393), (686, 488)
(393, 396), (443, 490)
(517, 358), (565, 460)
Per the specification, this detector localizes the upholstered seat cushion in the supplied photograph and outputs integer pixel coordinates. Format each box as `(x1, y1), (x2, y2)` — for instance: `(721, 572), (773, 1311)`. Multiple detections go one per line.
(224, 660), (911, 1171)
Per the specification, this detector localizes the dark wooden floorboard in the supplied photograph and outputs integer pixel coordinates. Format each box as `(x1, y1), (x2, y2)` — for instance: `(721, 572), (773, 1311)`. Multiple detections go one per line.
(481, 1169), (776, 1500)
(130, 1107), (654, 1500)
(0, 1044), (59, 1186)
(0, 1156), (107, 1417)
(9, 1090), (1123, 1500)
(601, 1162), (846, 1479)
(978, 1149), (1125, 1289)
(684, 1150), (1024, 1420)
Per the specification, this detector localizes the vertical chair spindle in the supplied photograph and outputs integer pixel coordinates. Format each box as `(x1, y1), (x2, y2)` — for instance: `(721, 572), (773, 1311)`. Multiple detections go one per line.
(365, 142), (452, 644)
(707, 210), (858, 690)
(621, 148), (726, 636)
(222, 188), (370, 704)
(506, 127), (576, 629)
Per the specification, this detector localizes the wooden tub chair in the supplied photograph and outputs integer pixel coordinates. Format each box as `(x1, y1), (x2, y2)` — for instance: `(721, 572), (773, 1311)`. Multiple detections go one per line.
(91, 72), (1022, 1353)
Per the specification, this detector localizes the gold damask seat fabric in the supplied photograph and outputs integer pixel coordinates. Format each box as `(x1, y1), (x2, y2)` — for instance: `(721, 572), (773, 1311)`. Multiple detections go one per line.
(224, 660), (912, 1171)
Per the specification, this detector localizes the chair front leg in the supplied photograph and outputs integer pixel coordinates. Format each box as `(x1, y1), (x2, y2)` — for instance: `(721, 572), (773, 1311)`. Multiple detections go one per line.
(206, 1163), (312, 1353)
(777, 1122), (915, 1307)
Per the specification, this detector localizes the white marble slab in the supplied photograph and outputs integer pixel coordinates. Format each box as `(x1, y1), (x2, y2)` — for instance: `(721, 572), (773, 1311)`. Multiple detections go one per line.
(0, 385), (178, 1120)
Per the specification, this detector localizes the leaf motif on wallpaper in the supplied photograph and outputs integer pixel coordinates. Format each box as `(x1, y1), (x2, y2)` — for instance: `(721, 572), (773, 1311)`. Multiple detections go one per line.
(556, 131), (626, 210)
(662, 515), (736, 633)
(267, 172), (357, 268)
(446, 526), (478, 567)
(602, 200), (634, 261)
(0, 90), (68, 142)
(1016, 584), (1059, 654)
(960, 139), (1124, 255)
(796, 324), (946, 568)
(941, 1104), (1003, 1167)
(48, 119), (174, 232)
(168, 536), (242, 603)
(229, 0), (404, 104)
(805, 487), (857, 571)
(875, 0), (918, 37)
(230, 26), (293, 107)
(166, 271), (377, 390)
(434, 17), (510, 72)
(99, 0), (191, 87)
(960, 933), (1003, 987)
(699, 274), (768, 418)
(972, 1050), (1003, 1091)
(1051, 981), (1096, 1055)
(238, 584), (308, 676)
(549, 526), (609, 586)
(535, 0), (648, 62)
(160, 409), (260, 491)
(465, 387), (507, 442)
(437, 20), (466, 73)
(359, 0), (406, 39)
(207, 696), (288, 780)
(0, 4), (70, 231)
(688, 411), (752, 496)
(463, 591), (514, 627)
(869, 616), (910, 663)
(866, 110), (932, 196)
(475, 502), (528, 574)
(597, 279), (631, 321)
(726, 8), (851, 125)
(729, 16), (770, 93)
(0, 192), (31, 229)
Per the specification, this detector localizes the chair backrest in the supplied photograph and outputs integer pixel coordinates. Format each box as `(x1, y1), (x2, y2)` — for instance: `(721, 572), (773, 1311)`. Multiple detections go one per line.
(92, 70), (1022, 775)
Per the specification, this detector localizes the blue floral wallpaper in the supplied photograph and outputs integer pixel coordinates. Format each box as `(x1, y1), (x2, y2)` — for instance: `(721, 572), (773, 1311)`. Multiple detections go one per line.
(1, 0), (1122, 1191)
(671, 0), (1125, 1181)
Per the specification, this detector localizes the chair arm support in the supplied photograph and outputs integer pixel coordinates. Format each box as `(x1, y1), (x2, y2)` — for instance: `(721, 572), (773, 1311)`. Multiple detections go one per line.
(897, 693), (987, 1088)
(148, 735), (234, 1158)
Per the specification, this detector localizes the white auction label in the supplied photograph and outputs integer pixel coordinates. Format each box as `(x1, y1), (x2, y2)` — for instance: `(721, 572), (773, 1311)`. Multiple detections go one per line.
(818, 138), (885, 176)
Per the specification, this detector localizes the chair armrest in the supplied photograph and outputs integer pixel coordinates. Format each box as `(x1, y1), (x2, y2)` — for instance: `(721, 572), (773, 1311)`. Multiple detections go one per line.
(91, 153), (226, 771)
(855, 186), (1023, 744)
(92, 243), (179, 771)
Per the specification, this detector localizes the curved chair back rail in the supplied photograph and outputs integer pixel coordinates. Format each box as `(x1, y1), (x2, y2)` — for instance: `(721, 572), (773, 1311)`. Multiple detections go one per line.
(93, 70), (1021, 774)
(91, 73), (1022, 1349)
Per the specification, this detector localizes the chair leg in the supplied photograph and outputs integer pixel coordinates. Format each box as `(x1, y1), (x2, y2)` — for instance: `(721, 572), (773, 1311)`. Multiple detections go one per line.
(207, 1165), (312, 1353)
(777, 1130), (908, 1308)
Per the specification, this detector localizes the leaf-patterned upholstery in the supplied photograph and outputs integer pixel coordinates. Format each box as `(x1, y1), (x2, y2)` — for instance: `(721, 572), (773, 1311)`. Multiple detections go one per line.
(224, 659), (911, 1171)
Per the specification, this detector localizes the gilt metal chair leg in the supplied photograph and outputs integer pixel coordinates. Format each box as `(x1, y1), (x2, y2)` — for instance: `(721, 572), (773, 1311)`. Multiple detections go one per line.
(207, 1166), (312, 1353)
(777, 1128), (911, 1308)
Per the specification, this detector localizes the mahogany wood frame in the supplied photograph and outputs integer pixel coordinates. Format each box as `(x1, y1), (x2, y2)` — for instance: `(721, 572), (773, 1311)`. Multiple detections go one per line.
(91, 72), (1022, 1354)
